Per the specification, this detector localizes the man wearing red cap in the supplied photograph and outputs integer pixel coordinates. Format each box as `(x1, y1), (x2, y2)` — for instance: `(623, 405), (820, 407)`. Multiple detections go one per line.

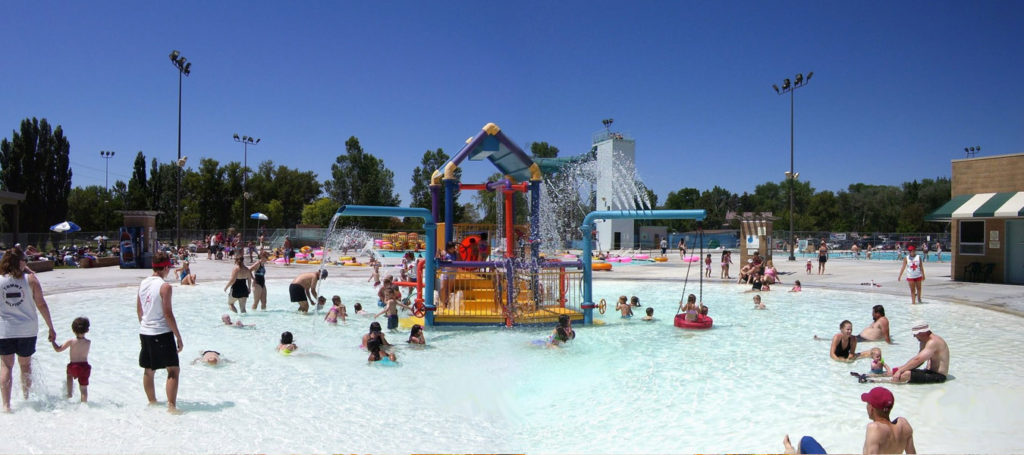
(861, 386), (916, 453)
(897, 244), (925, 304)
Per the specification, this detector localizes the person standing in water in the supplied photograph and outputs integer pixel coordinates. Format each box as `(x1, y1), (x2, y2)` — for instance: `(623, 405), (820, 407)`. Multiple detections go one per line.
(137, 251), (184, 414)
(0, 247), (58, 412)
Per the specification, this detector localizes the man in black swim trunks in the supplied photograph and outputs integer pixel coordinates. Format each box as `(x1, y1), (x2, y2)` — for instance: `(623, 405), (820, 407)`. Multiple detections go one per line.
(891, 321), (949, 384)
(289, 269), (326, 313)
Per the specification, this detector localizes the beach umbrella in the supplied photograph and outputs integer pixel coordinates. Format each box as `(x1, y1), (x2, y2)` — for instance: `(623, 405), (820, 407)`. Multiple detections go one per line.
(250, 212), (268, 235)
(93, 235), (109, 241)
(50, 220), (82, 247)
(50, 221), (81, 233)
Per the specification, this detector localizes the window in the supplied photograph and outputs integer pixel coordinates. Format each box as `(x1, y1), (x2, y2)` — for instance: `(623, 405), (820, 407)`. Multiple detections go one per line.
(959, 220), (985, 255)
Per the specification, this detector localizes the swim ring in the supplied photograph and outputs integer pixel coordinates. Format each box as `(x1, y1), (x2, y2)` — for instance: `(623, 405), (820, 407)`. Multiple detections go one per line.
(633, 254), (650, 260)
(592, 262), (613, 271)
(339, 256), (354, 261)
(300, 246), (312, 254)
(343, 262), (366, 267)
(683, 255), (700, 262)
(274, 258), (288, 264)
(673, 313), (713, 329)
(295, 259), (309, 264)
(654, 257), (668, 262)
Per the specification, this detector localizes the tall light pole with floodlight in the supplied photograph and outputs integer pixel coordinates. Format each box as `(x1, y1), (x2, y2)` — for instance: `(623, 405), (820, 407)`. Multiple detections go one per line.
(99, 150), (115, 190)
(964, 146), (981, 158)
(233, 133), (260, 253)
(170, 50), (191, 247)
(772, 71), (813, 261)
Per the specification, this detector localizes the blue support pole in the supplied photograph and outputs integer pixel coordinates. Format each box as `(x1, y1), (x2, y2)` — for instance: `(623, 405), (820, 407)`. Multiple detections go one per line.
(529, 180), (542, 307)
(444, 179), (457, 247)
(580, 210), (706, 324)
(333, 205), (438, 326)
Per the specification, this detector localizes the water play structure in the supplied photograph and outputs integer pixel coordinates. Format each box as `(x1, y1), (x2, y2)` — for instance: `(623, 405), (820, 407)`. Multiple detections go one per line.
(325, 123), (706, 327)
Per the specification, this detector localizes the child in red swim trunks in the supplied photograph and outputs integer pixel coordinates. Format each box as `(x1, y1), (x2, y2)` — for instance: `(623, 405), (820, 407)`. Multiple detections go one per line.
(53, 317), (91, 402)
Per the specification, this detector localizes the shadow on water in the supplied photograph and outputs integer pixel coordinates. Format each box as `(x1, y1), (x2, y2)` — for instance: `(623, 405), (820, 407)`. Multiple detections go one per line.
(175, 400), (237, 413)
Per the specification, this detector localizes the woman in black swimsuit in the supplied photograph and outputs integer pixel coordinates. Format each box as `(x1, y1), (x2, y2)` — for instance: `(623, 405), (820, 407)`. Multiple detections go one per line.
(224, 255), (252, 313)
(249, 252), (269, 310)
(829, 320), (863, 362)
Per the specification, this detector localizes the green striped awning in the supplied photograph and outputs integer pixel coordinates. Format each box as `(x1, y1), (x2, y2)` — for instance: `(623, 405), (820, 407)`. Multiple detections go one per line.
(925, 192), (1024, 221)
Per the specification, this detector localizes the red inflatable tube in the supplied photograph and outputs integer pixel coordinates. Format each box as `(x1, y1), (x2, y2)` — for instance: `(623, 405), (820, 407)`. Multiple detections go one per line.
(674, 313), (713, 329)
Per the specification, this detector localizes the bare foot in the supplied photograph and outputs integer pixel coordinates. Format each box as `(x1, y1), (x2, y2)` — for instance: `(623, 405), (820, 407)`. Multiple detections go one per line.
(783, 434), (797, 455)
(168, 405), (183, 415)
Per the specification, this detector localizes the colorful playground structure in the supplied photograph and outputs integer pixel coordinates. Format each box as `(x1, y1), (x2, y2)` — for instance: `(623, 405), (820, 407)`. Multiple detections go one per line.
(329, 123), (706, 327)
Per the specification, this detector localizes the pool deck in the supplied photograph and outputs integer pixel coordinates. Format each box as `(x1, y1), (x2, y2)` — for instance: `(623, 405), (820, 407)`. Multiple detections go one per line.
(36, 252), (1024, 318)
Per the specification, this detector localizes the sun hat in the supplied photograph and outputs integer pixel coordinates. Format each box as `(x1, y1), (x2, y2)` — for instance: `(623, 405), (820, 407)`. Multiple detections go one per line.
(861, 386), (894, 410)
(911, 321), (930, 336)
(907, 245), (916, 251)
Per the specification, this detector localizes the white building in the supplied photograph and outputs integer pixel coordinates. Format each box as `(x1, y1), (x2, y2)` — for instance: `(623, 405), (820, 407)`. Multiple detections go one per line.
(592, 130), (637, 251)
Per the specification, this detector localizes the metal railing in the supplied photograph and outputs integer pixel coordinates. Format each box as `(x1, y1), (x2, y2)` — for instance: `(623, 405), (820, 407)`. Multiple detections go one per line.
(433, 265), (583, 325)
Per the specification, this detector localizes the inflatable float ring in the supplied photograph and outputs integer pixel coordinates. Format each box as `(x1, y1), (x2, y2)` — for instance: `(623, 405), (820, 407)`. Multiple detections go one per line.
(598, 298), (607, 315)
(300, 246), (312, 254)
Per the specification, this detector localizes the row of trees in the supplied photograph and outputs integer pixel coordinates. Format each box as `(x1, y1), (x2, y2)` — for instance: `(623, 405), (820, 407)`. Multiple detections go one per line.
(2, 117), (952, 239)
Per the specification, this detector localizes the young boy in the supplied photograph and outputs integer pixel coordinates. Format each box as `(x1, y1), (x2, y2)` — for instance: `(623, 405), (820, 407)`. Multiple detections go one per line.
(52, 317), (91, 402)
(615, 295), (633, 318)
(753, 295), (766, 310)
(375, 287), (412, 331)
(641, 307), (655, 321)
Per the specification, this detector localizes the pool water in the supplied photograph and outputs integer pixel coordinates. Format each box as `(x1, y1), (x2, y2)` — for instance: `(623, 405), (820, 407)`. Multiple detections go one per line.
(6, 276), (1024, 453)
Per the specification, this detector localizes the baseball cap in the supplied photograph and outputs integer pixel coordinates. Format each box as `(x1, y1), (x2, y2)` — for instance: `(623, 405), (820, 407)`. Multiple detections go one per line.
(861, 387), (894, 410)
(911, 321), (930, 336)
(907, 245), (916, 251)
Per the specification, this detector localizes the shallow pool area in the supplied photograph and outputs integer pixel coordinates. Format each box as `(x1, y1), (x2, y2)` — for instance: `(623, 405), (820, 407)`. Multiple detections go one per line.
(6, 276), (1024, 453)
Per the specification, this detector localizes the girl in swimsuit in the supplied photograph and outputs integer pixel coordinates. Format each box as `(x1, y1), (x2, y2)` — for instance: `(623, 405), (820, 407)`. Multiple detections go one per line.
(829, 320), (862, 362)
(367, 333), (396, 362)
(224, 255), (253, 313)
(176, 261), (197, 285)
(681, 293), (699, 322)
(249, 252), (268, 310)
(325, 297), (343, 324)
(408, 324), (425, 345)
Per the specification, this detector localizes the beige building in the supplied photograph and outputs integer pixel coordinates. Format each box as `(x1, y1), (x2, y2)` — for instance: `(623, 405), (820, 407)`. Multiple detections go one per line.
(926, 153), (1024, 284)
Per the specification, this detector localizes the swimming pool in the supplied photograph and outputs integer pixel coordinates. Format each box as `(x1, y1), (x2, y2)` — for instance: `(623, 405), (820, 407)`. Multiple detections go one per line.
(794, 251), (949, 262)
(7, 276), (1023, 453)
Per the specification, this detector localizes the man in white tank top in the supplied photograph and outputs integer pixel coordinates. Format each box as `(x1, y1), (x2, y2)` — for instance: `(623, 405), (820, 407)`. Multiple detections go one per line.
(0, 247), (57, 412)
(137, 252), (184, 414)
(897, 245), (925, 305)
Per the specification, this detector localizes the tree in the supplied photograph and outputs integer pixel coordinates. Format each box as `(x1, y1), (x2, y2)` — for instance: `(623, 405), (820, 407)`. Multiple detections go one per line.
(126, 151), (149, 210)
(67, 186), (122, 233)
(324, 136), (399, 228)
(301, 197), (340, 227)
(409, 148), (464, 223)
(0, 117), (73, 232)
(662, 187), (701, 232)
(529, 141), (559, 158)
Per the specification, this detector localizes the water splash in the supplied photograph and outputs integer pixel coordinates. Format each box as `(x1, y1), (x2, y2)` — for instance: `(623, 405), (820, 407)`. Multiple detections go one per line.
(536, 150), (652, 254)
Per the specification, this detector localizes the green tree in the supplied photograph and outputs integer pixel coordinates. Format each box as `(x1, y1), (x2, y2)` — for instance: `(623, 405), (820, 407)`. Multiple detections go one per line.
(301, 197), (340, 227)
(324, 136), (399, 228)
(662, 187), (701, 232)
(0, 117), (73, 232)
(67, 186), (122, 233)
(696, 186), (737, 229)
(529, 141), (559, 158)
(409, 148), (464, 224)
(126, 151), (149, 210)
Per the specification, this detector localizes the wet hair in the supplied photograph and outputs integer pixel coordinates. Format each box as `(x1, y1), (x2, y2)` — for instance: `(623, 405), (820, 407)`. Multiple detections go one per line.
(558, 314), (570, 327)
(332, 295), (341, 304)
(354, 302), (363, 312)
(753, 295), (761, 302)
(280, 331), (294, 344)
(687, 294), (697, 304)
(794, 280), (801, 286)
(72, 317), (90, 335)
(317, 296), (326, 303)
(319, 269), (328, 279)
(699, 305), (708, 316)
(618, 295), (627, 303)
(152, 251), (171, 272)
(840, 320), (852, 330)
(409, 324), (423, 341)
(0, 247), (25, 278)
(235, 255), (244, 266)
(873, 305), (885, 316)
(367, 335), (382, 356)
(369, 321), (382, 333)
(630, 296), (640, 306)
(554, 326), (569, 342)
(645, 307), (654, 316)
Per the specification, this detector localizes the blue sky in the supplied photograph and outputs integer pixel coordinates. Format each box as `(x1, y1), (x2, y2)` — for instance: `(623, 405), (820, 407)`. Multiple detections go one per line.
(2, 1), (1022, 206)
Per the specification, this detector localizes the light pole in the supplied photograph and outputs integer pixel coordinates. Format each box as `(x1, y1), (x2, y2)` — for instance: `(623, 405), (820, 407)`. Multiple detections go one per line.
(100, 150), (115, 235)
(773, 71), (813, 261)
(99, 150), (115, 190)
(233, 134), (260, 254)
(964, 146), (980, 158)
(169, 50), (191, 248)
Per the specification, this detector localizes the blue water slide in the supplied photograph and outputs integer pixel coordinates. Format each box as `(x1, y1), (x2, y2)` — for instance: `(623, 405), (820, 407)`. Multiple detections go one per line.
(579, 210), (706, 324)
(334, 205), (438, 326)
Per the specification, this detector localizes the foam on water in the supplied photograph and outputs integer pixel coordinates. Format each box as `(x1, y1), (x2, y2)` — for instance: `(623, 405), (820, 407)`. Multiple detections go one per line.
(6, 276), (1024, 453)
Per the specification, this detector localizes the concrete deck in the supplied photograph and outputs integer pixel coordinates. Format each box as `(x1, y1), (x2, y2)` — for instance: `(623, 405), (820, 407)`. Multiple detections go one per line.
(34, 252), (1024, 318)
